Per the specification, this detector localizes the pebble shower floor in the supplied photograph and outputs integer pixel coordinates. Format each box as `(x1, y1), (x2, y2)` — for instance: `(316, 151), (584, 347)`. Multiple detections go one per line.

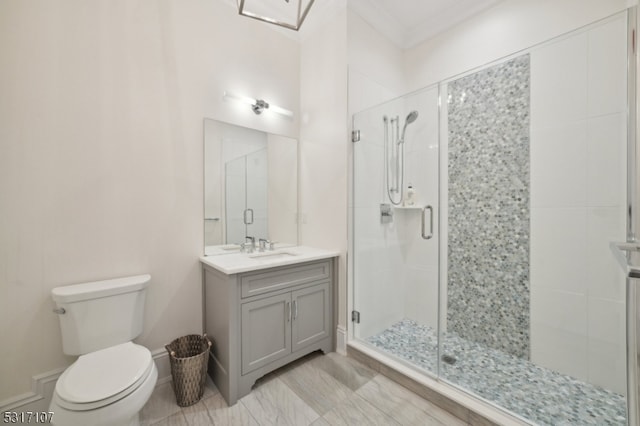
(367, 319), (626, 426)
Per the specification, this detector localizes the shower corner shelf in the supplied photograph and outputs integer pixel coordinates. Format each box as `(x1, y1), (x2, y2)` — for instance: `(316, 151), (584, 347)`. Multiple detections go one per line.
(394, 205), (423, 210)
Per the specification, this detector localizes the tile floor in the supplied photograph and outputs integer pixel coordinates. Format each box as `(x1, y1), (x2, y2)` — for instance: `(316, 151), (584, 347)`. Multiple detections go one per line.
(368, 319), (626, 426)
(140, 351), (469, 426)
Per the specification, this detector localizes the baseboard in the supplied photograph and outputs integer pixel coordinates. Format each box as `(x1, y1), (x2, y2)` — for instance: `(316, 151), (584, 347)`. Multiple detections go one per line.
(152, 348), (172, 386)
(0, 348), (172, 414)
(0, 368), (66, 414)
(336, 325), (347, 355)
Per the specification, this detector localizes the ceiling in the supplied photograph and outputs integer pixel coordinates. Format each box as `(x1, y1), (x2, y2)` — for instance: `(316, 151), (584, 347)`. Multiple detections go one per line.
(347, 0), (503, 49)
(221, 0), (503, 49)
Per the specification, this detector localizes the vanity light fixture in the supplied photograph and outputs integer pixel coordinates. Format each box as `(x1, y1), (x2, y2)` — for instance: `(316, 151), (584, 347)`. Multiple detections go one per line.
(237, 0), (315, 31)
(223, 91), (294, 118)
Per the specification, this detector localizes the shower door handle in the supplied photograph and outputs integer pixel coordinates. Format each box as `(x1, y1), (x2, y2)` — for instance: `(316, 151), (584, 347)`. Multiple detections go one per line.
(421, 205), (433, 240)
(243, 209), (254, 225)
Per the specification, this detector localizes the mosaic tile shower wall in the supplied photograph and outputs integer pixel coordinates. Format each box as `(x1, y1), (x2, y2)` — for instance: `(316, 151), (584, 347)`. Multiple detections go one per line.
(447, 54), (530, 359)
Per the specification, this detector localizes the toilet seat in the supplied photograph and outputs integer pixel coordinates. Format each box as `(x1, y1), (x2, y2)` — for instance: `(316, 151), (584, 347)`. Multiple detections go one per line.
(55, 342), (154, 411)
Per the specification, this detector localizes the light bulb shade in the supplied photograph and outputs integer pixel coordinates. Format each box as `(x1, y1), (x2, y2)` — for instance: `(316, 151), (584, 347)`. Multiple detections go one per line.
(237, 0), (315, 31)
(222, 91), (255, 106)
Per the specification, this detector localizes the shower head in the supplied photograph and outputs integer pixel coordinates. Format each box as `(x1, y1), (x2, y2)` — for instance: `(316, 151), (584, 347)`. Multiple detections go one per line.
(399, 110), (419, 144)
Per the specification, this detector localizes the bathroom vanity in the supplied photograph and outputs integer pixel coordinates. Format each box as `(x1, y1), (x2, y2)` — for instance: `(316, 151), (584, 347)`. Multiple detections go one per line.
(200, 246), (338, 405)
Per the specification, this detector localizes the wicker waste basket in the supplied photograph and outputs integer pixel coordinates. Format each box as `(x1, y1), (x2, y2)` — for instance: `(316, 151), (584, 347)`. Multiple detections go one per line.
(165, 334), (212, 407)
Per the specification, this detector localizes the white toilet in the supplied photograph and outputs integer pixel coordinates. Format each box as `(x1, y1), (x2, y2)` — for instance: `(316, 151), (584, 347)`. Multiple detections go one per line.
(49, 275), (158, 426)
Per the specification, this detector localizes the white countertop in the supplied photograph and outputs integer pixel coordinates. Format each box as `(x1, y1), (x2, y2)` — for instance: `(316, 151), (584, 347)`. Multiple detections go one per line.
(200, 246), (340, 275)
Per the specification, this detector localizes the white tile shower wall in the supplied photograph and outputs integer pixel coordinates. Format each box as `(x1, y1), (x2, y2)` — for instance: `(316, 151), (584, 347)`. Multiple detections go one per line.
(529, 14), (627, 394)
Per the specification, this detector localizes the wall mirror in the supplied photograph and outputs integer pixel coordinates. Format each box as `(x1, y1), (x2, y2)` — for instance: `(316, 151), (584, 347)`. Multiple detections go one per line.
(204, 118), (298, 255)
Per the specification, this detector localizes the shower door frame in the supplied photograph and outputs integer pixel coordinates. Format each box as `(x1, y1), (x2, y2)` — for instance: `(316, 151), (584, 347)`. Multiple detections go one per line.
(626, 7), (639, 426)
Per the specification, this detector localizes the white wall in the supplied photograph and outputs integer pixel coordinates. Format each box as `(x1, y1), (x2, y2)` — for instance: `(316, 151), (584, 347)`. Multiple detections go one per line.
(298, 1), (349, 335)
(0, 0), (299, 406)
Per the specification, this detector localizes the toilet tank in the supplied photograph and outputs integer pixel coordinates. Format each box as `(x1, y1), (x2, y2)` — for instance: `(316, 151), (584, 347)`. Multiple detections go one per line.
(51, 274), (151, 355)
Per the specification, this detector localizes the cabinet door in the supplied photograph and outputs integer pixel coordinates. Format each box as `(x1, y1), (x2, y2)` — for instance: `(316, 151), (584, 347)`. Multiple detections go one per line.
(241, 293), (292, 375)
(291, 282), (330, 353)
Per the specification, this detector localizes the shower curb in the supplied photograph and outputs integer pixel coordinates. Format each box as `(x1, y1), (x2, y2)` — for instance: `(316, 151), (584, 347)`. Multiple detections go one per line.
(347, 344), (526, 426)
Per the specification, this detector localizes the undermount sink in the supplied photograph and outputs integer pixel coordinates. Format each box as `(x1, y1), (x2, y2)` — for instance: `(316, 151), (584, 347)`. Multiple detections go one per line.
(248, 250), (299, 259)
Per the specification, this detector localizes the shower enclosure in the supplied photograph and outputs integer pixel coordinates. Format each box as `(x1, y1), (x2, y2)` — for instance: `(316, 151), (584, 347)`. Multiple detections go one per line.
(350, 10), (633, 426)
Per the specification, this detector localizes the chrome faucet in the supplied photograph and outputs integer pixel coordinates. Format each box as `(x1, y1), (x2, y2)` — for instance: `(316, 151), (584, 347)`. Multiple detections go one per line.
(241, 236), (255, 253)
(259, 238), (268, 252)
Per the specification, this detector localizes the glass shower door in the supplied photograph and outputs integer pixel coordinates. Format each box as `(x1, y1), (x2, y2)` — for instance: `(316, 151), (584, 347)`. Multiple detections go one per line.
(351, 86), (441, 376)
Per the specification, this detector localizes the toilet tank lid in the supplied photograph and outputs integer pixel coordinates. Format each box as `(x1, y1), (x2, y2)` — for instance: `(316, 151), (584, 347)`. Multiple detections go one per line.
(52, 274), (151, 303)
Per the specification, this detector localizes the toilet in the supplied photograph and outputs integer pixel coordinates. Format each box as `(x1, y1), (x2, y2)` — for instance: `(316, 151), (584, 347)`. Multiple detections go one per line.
(49, 275), (158, 426)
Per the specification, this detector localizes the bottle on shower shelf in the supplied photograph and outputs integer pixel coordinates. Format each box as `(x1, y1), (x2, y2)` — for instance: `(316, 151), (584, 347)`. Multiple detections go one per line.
(405, 184), (416, 206)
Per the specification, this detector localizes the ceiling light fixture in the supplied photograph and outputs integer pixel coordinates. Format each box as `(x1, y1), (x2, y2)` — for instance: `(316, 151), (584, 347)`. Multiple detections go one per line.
(223, 91), (294, 118)
(237, 0), (316, 31)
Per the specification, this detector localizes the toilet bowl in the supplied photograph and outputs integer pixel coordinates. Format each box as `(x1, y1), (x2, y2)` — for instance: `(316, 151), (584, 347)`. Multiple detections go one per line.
(50, 343), (157, 426)
(49, 275), (157, 426)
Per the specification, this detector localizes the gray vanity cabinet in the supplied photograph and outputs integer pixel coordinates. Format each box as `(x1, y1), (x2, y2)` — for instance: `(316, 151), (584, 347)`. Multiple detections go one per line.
(291, 282), (330, 351)
(241, 292), (292, 374)
(203, 258), (335, 406)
